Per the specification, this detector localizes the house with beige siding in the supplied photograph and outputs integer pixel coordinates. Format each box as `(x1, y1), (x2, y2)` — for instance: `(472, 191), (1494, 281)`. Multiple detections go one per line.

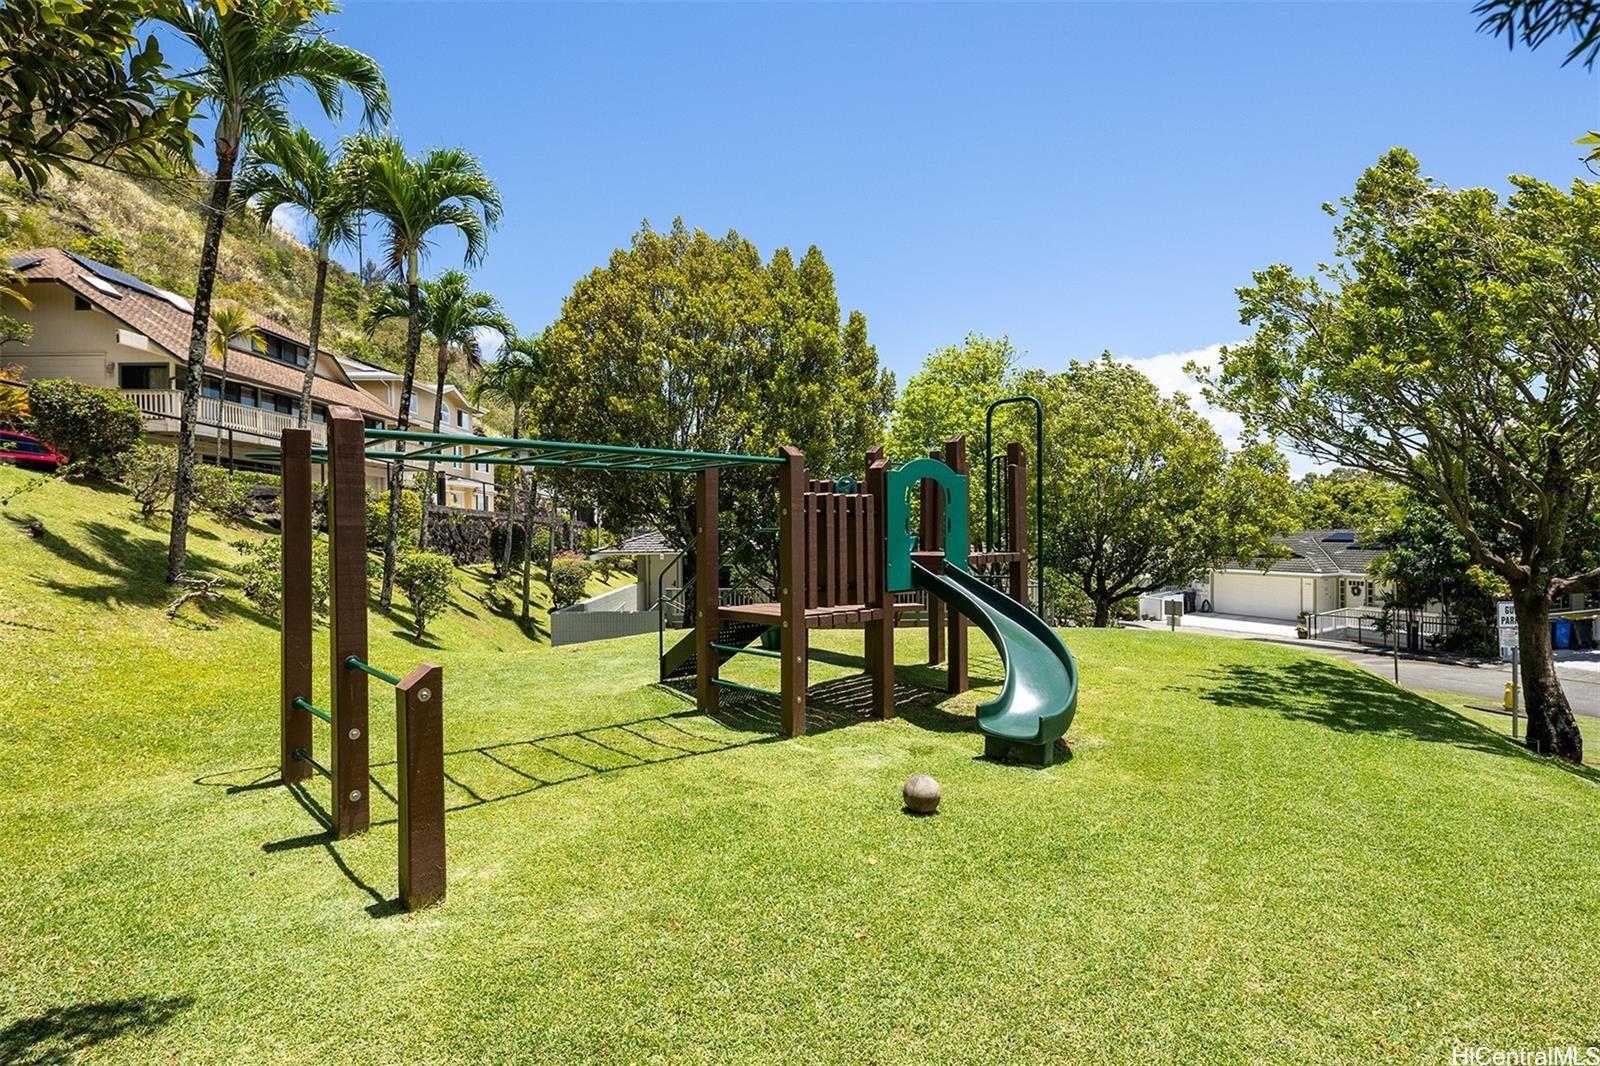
(338, 356), (498, 512)
(2, 249), (397, 487)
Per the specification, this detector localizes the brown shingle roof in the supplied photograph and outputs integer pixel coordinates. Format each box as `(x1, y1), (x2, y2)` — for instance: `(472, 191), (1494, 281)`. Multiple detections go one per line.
(13, 248), (395, 422)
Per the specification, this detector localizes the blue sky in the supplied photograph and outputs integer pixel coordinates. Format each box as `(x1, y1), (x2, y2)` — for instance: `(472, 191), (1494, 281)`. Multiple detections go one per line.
(243, 1), (1594, 463)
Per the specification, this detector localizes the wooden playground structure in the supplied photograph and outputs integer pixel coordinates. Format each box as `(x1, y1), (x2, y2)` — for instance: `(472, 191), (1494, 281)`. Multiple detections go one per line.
(271, 398), (1067, 909)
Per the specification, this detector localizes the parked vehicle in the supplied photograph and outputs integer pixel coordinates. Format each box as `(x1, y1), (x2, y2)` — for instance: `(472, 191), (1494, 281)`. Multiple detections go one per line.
(0, 429), (66, 472)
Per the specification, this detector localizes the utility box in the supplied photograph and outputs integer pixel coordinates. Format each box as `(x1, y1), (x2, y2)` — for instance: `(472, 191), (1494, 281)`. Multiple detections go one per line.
(1163, 597), (1184, 630)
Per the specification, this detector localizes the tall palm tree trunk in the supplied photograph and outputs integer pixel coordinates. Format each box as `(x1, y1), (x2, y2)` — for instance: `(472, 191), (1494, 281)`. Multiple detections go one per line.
(295, 248), (330, 427)
(381, 261), (423, 608)
(167, 149), (237, 584)
(499, 401), (522, 577)
(521, 475), (537, 624)
(215, 349), (230, 463)
(420, 341), (449, 549)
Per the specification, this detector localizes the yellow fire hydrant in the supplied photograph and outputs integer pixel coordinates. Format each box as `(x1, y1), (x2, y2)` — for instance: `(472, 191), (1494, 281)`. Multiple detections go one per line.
(1504, 681), (1515, 711)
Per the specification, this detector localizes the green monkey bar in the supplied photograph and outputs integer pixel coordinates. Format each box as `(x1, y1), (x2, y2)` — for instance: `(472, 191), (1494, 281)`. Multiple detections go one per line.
(249, 428), (787, 473)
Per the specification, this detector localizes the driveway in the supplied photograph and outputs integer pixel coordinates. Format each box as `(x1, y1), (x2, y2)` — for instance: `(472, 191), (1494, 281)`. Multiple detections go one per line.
(1132, 616), (1600, 719)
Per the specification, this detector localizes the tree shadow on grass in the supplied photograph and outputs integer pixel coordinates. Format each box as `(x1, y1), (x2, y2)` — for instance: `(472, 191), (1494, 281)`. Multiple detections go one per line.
(1187, 657), (1600, 785)
(22, 518), (272, 624)
(0, 996), (192, 1065)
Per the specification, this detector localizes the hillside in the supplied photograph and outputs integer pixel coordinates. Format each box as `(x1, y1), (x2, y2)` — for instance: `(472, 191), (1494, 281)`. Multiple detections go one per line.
(4, 467), (1600, 1060)
(4, 168), (409, 371)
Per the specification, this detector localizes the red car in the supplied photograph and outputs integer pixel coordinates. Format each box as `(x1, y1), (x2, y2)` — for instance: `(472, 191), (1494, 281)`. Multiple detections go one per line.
(0, 429), (66, 472)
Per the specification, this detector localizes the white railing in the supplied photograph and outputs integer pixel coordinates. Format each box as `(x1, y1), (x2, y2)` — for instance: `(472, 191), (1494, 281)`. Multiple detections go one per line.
(122, 389), (327, 445)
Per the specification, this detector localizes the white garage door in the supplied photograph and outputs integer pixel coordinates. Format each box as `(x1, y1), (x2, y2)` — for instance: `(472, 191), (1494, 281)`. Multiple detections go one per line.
(1211, 572), (1304, 620)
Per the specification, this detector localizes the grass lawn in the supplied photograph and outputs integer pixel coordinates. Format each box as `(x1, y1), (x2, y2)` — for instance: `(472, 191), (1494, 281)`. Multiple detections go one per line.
(3, 467), (1600, 1062)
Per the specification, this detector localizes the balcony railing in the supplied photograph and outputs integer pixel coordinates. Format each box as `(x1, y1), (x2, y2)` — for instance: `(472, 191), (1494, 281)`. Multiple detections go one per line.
(123, 389), (326, 445)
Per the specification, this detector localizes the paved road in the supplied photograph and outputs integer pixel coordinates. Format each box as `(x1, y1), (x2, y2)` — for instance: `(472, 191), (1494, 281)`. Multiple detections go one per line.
(1133, 622), (1600, 718)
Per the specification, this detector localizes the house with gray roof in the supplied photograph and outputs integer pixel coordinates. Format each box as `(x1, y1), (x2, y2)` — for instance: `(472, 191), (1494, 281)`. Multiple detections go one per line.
(1199, 528), (1389, 621)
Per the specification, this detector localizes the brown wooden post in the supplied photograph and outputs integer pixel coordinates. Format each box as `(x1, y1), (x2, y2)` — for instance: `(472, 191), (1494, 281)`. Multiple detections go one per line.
(923, 446), (947, 665)
(280, 428), (314, 785)
(326, 406), (370, 838)
(945, 435), (969, 695)
(866, 458), (896, 718)
(778, 447), (808, 736)
(397, 663), (445, 911)
(695, 467), (721, 715)
(1007, 442), (1029, 607)
(862, 444), (886, 685)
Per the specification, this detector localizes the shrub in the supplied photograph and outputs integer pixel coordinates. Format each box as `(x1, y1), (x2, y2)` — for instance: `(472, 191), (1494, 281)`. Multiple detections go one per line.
(237, 537), (330, 615)
(117, 441), (177, 518)
(395, 550), (456, 639)
(366, 488), (422, 549)
(25, 378), (142, 477)
(549, 554), (593, 609)
(0, 363), (29, 424)
(192, 464), (252, 522)
(68, 234), (128, 269)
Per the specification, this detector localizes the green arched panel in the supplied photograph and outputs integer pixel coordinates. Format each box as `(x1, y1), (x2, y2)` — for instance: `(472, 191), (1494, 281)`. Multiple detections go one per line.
(885, 457), (969, 591)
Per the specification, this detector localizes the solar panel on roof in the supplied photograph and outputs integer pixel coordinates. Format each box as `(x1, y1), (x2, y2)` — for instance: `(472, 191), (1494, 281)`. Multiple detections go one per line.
(64, 251), (166, 300)
(1323, 531), (1357, 543)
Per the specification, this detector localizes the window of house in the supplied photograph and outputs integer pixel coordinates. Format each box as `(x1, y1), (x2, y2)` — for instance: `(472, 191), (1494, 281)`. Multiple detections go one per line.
(117, 364), (170, 390)
(223, 382), (258, 407)
(408, 394), (418, 414)
(202, 377), (221, 400)
(456, 409), (466, 427)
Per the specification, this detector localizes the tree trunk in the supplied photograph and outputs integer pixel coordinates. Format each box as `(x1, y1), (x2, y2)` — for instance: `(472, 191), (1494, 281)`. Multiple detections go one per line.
(521, 475), (536, 625)
(381, 261), (423, 608)
(498, 402), (522, 578)
(295, 250), (329, 427)
(166, 147), (236, 584)
(420, 342), (449, 550)
(1092, 599), (1111, 628)
(215, 349), (229, 464)
(1513, 589), (1584, 762)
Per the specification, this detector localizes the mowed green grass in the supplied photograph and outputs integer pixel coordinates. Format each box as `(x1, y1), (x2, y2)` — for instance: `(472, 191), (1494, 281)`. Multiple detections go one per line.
(3, 468), (1600, 1062)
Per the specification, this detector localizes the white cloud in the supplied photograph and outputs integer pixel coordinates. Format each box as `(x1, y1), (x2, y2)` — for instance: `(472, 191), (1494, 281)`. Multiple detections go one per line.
(474, 325), (508, 360)
(269, 203), (309, 245)
(1116, 343), (1325, 478)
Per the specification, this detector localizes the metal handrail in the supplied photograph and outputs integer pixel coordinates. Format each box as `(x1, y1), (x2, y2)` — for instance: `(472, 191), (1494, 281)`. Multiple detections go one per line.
(345, 656), (402, 686)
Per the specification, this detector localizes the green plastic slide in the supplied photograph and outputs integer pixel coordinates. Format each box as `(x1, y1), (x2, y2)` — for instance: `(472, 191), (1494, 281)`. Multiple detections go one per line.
(912, 559), (1078, 766)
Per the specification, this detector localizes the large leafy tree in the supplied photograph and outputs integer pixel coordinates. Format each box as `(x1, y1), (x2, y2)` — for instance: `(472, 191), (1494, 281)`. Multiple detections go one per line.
(366, 270), (511, 545)
(340, 132), (501, 605)
(886, 332), (1025, 537)
(156, 0), (388, 584)
(1294, 468), (1404, 533)
(539, 219), (893, 546)
(234, 126), (362, 426)
(1202, 149), (1600, 763)
(0, 0), (196, 193)
(1033, 357), (1297, 627)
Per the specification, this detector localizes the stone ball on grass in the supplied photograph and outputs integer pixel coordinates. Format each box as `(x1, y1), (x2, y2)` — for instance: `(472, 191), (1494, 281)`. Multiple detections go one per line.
(902, 774), (941, 815)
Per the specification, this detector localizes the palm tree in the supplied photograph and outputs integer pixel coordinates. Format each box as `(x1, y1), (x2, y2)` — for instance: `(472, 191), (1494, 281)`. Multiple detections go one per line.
(474, 335), (543, 578)
(365, 271), (511, 546)
(207, 304), (261, 464)
(156, 0), (388, 584)
(341, 132), (501, 604)
(234, 127), (362, 427)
